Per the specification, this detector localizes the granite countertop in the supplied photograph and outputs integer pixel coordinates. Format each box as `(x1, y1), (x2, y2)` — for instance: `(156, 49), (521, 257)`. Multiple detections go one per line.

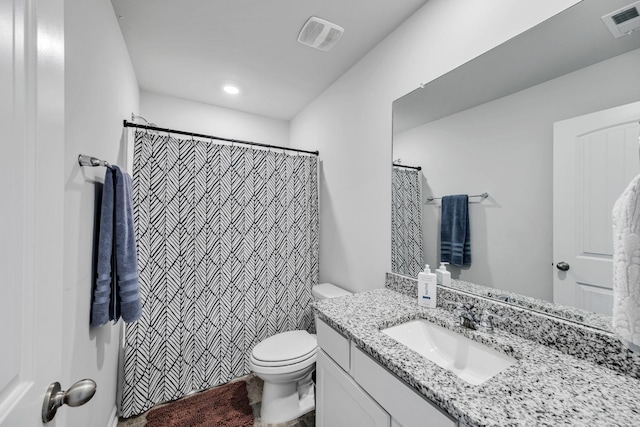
(313, 288), (640, 426)
(445, 279), (612, 331)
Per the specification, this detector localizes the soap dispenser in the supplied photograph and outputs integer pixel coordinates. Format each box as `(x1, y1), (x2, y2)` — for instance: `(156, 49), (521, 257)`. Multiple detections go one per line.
(417, 264), (437, 308)
(436, 262), (451, 287)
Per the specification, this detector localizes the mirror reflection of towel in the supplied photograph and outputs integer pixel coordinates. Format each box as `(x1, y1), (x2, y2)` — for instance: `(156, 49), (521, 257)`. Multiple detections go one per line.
(440, 195), (471, 266)
(612, 174), (640, 353)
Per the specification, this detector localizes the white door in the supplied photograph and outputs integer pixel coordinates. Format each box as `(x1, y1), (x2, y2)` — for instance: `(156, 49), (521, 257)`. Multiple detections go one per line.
(0, 0), (66, 425)
(553, 101), (640, 315)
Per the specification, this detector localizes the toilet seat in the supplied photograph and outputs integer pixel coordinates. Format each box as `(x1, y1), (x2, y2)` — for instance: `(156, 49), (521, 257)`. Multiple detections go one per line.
(251, 346), (317, 367)
(249, 351), (317, 375)
(251, 330), (317, 365)
(250, 330), (318, 374)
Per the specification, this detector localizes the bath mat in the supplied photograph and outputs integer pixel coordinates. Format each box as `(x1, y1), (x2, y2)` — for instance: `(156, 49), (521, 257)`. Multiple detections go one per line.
(145, 381), (254, 427)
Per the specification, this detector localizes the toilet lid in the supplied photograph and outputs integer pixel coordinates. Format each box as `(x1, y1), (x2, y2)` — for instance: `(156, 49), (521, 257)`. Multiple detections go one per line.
(252, 330), (317, 363)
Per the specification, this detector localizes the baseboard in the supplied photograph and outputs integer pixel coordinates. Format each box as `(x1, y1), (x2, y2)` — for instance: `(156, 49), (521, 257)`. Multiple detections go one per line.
(106, 406), (118, 427)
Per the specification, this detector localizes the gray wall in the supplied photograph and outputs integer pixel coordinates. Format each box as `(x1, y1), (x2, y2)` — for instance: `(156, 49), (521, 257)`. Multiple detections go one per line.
(140, 91), (290, 147)
(289, 0), (579, 293)
(63, 0), (140, 425)
(393, 48), (640, 301)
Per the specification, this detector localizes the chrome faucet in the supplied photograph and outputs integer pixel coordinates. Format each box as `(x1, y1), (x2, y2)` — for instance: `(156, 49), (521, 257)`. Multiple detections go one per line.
(478, 309), (501, 333)
(493, 293), (514, 303)
(454, 303), (501, 333)
(455, 303), (478, 330)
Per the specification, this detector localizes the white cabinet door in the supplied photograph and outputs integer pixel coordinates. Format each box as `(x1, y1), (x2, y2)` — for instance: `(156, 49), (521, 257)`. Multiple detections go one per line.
(316, 349), (390, 427)
(351, 345), (457, 427)
(316, 318), (351, 372)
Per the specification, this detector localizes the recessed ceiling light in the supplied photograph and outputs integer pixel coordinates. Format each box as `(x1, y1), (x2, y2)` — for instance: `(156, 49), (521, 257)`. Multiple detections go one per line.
(223, 84), (240, 95)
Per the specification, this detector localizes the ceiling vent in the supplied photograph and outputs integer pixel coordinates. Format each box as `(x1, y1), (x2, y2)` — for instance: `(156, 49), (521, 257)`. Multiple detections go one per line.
(602, 1), (640, 38)
(297, 17), (344, 51)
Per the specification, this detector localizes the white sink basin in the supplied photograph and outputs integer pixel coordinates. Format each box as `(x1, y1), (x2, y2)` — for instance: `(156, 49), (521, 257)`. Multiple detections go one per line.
(381, 319), (517, 385)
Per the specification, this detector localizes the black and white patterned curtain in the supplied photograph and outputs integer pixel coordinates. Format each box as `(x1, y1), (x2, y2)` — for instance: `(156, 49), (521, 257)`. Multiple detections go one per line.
(121, 131), (319, 417)
(391, 166), (423, 277)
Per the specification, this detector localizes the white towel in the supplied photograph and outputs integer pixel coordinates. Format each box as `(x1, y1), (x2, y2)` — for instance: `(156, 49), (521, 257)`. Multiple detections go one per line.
(612, 174), (640, 353)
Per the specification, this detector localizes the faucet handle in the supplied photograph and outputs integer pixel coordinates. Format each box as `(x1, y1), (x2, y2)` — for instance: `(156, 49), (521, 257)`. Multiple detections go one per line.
(455, 302), (474, 312)
(454, 302), (470, 316)
(454, 303), (479, 330)
(479, 309), (502, 333)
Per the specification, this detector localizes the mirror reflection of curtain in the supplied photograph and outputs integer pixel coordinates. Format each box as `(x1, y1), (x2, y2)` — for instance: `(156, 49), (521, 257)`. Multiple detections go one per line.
(391, 166), (423, 277)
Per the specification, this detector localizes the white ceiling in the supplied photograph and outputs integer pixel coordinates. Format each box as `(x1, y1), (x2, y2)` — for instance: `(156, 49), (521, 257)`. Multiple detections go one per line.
(111, 0), (429, 121)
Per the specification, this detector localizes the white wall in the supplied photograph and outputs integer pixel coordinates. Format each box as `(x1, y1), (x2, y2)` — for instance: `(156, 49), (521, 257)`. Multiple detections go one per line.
(64, 0), (140, 425)
(140, 91), (289, 147)
(394, 49), (640, 301)
(289, 0), (579, 293)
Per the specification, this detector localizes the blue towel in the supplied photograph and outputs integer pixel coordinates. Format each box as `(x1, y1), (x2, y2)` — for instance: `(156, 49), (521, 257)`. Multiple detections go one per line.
(440, 194), (471, 266)
(91, 169), (115, 327)
(113, 166), (142, 323)
(91, 166), (141, 327)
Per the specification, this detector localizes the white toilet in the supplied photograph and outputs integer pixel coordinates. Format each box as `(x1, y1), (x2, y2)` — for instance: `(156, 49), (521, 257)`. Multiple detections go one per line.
(249, 282), (351, 424)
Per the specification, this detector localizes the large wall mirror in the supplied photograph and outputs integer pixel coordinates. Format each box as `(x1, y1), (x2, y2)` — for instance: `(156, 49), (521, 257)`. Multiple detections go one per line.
(392, 0), (640, 328)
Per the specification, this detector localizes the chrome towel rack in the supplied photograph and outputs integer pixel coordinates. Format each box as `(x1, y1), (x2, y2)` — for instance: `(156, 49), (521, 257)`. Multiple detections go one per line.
(78, 154), (113, 169)
(426, 192), (489, 202)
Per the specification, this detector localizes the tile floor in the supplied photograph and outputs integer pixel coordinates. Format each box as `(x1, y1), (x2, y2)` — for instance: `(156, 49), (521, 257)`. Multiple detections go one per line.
(117, 374), (315, 427)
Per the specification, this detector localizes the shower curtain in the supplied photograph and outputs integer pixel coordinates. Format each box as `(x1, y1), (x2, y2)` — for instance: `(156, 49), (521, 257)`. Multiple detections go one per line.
(391, 166), (423, 277)
(121, 131), (319, 417)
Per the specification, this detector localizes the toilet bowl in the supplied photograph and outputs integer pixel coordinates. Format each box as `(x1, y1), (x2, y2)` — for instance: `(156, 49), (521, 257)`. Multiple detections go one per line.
(249, 283), (351, 424)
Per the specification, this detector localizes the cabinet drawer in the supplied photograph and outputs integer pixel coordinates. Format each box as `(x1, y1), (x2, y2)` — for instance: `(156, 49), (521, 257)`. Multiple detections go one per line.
(316, 317), (350, 372)
(316, 349), (390, 427)
(351, 345), (457, 427)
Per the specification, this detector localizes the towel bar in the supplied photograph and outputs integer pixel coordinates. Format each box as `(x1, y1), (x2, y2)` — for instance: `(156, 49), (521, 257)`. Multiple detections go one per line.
(427, 192), (489, 202)
(78, 154), (112, 169)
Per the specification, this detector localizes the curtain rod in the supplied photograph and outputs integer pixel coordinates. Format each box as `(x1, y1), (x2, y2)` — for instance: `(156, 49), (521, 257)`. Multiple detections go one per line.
(393, 163), (421, 171)
(123, 120), (319, 156)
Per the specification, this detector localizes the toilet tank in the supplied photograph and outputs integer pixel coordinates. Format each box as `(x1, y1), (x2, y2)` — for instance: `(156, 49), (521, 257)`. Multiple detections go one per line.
(312, 283), (352, 301)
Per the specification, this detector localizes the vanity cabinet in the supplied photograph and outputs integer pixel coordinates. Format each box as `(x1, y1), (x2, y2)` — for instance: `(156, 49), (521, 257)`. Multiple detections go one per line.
(316, 349), (390, 427)
(316, 318), (458, 427)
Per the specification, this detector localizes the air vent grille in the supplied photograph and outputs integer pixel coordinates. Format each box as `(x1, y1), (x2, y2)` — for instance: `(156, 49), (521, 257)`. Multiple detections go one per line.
(297, 17), (344, 51)
(612, 7), (639, 25)
(299, 20), (324, 44)
(602, 1), (640, 38)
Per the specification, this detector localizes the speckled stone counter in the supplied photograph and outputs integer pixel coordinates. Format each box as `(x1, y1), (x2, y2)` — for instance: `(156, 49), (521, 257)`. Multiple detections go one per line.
(313, 289), (640, 426)
(385, 272), (611, 331)
(385, 272), (640, 379)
